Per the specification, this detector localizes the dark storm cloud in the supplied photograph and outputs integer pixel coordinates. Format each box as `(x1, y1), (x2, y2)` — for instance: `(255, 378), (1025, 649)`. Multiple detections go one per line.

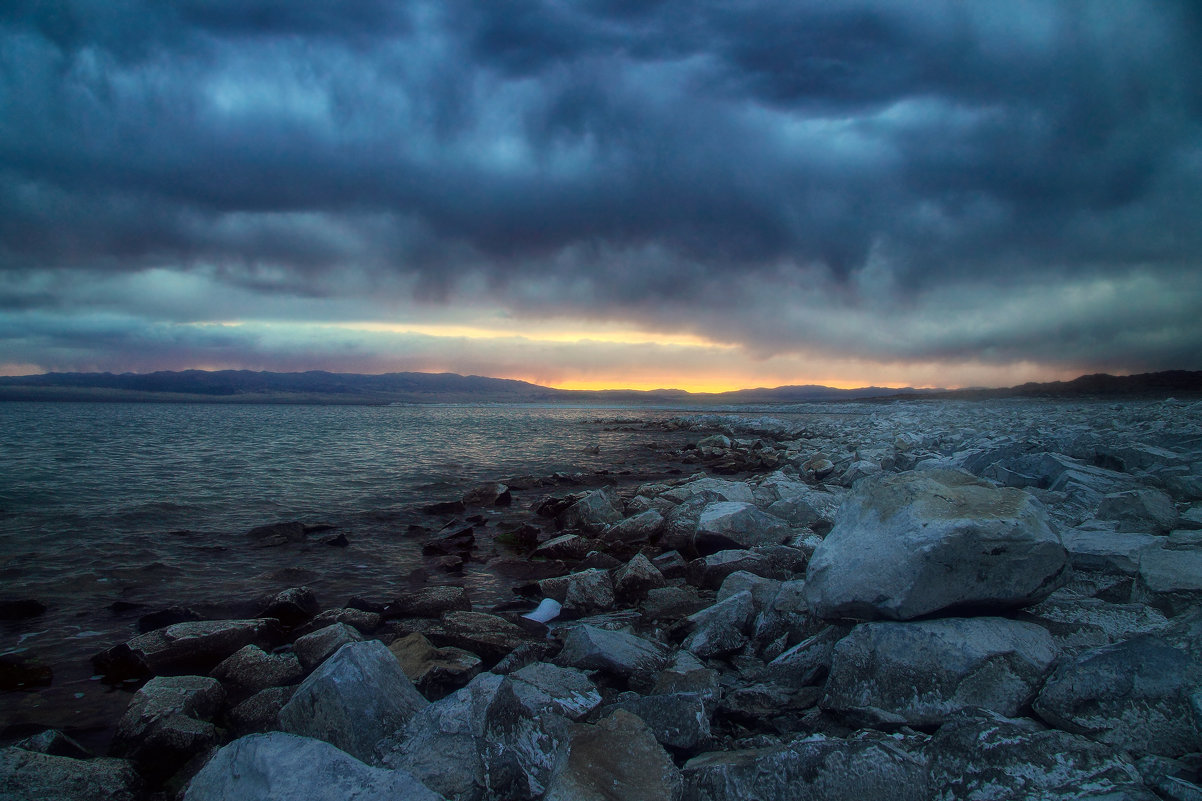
(1, 0), (1200, 374)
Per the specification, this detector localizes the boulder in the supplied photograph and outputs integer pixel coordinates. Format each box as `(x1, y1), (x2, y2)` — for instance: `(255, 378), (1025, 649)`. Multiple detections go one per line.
(509, 662), (602, 720)
(1097, 489), (1179, 534)
(696, 502), (793, 549)
(641, 586), (708, 622)
(534, 534), (598, 561)
(805, 469), (1068, 620)
(293, 622), (363, 672)
(717, 571), (782, 607)
(1023, 597), (1169, 645)
(603, 510), (665, 544)
(766, 488), (843, 531)
(210, 644), (303, 697)
(0, 748), (142, 801)
(385, 586), (471, 619)
(278, 640), (428, 763)
(1137, 548), (1202, 616)
(559, 490), (623, 534)
(661, 477), (755, 505)
(112, 675), (224, 779)
(259, 586), (319, 628)
(926, 711), (1155, 801)
(422, 523), (474, 556)
(614, 554), (667, 601)
(544, 710), (683, 801)
(611, 691), (712, 751)
(246, 521), (307, 547)
(226, 686), (295, 735)
(682, 591), (756, 659)
(183, 732), (440, 801)
(428, 611), (534, 664)
(94, 618), (280, 680)
(538, 569), (615, 613)
(821, 617), (1057, 726)
(292, 607), (382, 636)
(556, 625), (668, 685)
(687, 549), (778, 590)
(464, 482), (511, 507)
(1060, 524), (1166, 575)
(12, 729), (91, 759)
(1034, 634), (1201, 757)
(389, 632), (483, 700)
(765, 625), (850, 689)
(681, 733), (930, 801)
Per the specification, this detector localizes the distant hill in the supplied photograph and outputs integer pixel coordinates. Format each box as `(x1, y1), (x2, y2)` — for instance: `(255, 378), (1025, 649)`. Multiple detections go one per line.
(0, 368), (1198, 405)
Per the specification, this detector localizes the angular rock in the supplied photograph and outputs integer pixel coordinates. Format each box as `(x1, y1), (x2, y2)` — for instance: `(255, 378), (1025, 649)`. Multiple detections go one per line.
(661, 477), (755, 505)
(422, 523), (474, 556)
(717, 571), (782, 607)
(226, 685), (295, 736)
(544, 710), (683, 801)
(1138, 548), (1202, 615)
(641, 586), (708, 622)
(259, 586), (319, 628)
(681, 733), (929, 801)
(765, 625), (850, 689)
(509, 662), (602, 721)
(293, 622), (363, 672)
(559, 490), (623, 534)
(805, 469), (1069, 620)
(1023, 597), (1169, 644)
(12, 729), (91, 759)
(428, 610), (534, 664)
(385, 586), (472, 619)
(534, 533), (597, 561)
(0, 748), (142, 801)
(246, 520), (307, 547)
(821, 617), (1057, 726)
(766, 488), (843, 531)
(183, 732), (440, 801)
(537, 569), (615, 613)
(95, 618), (280, 680)
(603, 510), (665, 544)
(210, 644), (303, 696)
(113, 675), (224, 778)
(556, 625), (669, 684)
(614, 554), (667, 601)
(0, 598), (46, 620)
(1097, 489), (1179, 534)
(464, 482), (511, 507)
(291, 607), (382, 637)
(682, 591), (756, 659)
(926, 711), (1155, 801)
(1034, 635), (1202, 757)
(687, 549), (777, 590)
(1061, 524), (1166, 575)
(696, 501), (793, 550)
(278, 640), (428, 763)
(389, 632), (482, 700)
(651, 551), (689, 579)
(611, 691), (712, 751)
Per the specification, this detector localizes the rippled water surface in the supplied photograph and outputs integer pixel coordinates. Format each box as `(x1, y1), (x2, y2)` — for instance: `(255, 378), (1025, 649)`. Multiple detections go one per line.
(0, 401), (691, 743)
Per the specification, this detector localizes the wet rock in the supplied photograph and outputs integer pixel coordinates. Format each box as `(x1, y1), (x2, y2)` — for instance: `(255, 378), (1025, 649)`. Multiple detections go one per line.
(544, 709), (683, 801)
(1137, 547), (1202, 615)
(12, 729), (91, 759)
(559, 490), (624, 534)
(578, 551), (623, 571)
(291, 607), (382, 637)
(0, 654), (52, 689)
(821, 617), (1057, 726)
(113, 675), (224, 779)
(509, 662), (602, 720)
(0, 598), (46, 620)
(259, 586), (319, 628)
(183, 732), (440, 801)
(246, 520), (307, 547)
(226, 685), (294, 735)
(0, 748), (142, 801)
(603, 509), (665, 544)
(293, 622), (363, 672)
(428, 610), (534, 664)
(682, 590), (756, 659)
(534, 533), (597, 561)
(422, 523), (475, 556)
(136, 605), (203, 633)
(278, 639), (428, 763)
(805, 469), (1068, 620)
(1034, 634), (1201, 757)
(926, 711), (1155, 801)
(423, 499), (467, 515)
(614, 553), (666, 601)
(324, 532), (349, 546)
(210, 644), (303, 697)
(389, 632), (483, 700)
(464, 482), (511, 507)
(385, 586), (472, 619)
(695, 501), (793, 549)
(612, 691), (712, 751)
(538, 569), (615, 613)
(681, 732), (929, 801)
(95, 618), (280, 680)
(556, 624), (669, 685)
(1097, 488), (1179, 534)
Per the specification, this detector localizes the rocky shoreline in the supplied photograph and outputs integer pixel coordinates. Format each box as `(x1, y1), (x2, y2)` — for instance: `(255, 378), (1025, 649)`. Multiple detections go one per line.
(3, 398), (1202, 800)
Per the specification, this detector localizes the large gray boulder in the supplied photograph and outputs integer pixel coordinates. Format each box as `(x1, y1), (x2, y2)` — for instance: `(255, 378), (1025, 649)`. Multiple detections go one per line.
(1034, 635), (1201, 757)
(559, 490), (623, 534)
(1097, 489), (1179, 534)
(112, 675), (224, 778)
(556, 625), (668, 686)
(183, 733), (440, 801)
(682, 591), (756, 659)
(926, 712), (1156, 801)
(611, 691), (712, 752)
(695, 502), (793, 549)
(821, 617), (1057, 726)
(1137, 547), (1202, 616)
(95, 618), (280, 680)
(0, 748), (141, 801)
(661, 477), (755, 505)
(681, 733), (930, 801)
(1060, 524), (1165, 575)
(509, 662), (602, 721)
(278, 640), (428, 763)
(805, 469), (1069, 620)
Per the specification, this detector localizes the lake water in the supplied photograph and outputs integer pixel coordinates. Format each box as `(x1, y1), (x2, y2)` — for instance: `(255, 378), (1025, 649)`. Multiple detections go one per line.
(0, 401), (697, 744)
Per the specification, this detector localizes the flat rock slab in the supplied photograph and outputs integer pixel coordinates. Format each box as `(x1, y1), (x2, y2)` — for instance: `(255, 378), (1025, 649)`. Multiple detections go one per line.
(805, 469), (1068, 620)
(821, 617), (1057, 726)
(98, 618), (280, 679)
(183, 732), (440, 801)
(0, 748), (142, 801)
(556, 624), (669, 684)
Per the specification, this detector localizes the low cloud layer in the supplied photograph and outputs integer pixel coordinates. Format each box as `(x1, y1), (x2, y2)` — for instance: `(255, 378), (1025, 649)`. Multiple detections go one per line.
(2, 1), (1200, 386)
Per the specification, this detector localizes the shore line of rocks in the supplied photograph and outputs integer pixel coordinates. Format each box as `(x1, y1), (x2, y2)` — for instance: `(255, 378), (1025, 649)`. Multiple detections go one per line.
(3, 398), (1202, 800)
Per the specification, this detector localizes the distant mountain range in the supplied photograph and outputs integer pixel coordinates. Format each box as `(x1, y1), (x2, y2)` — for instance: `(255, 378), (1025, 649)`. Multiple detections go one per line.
(0, 369), (1198, 405)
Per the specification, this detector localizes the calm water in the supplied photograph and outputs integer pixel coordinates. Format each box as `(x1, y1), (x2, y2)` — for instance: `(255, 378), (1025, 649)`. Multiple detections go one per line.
(0, 401), (691, 744)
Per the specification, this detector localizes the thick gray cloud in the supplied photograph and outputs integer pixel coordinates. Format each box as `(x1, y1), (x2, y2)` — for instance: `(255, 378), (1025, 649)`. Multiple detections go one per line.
(1, 0), (1200, 380)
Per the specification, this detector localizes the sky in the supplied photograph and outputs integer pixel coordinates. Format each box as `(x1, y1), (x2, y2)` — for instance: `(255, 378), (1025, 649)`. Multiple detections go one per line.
(1, 1), (1200, 391)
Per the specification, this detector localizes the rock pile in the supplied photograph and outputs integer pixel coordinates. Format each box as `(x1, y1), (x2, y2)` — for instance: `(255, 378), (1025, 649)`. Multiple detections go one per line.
(3, 397), (1202, 800)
